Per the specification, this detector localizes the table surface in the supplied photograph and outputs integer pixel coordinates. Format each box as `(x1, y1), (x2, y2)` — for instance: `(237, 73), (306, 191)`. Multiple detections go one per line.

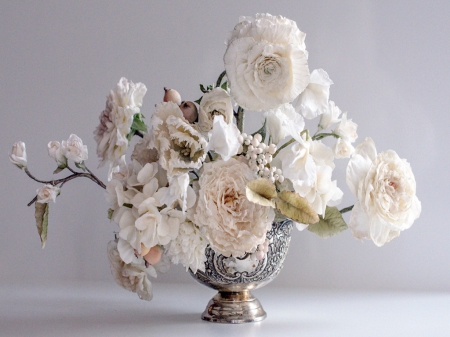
(1, 282), (449, 337)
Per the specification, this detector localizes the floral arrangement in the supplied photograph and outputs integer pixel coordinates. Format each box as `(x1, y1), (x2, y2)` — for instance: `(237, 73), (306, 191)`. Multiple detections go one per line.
(10, 13), (421, 301)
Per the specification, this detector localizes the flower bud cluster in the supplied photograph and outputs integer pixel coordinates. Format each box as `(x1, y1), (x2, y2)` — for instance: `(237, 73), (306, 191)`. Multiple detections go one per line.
(238, 133), (284, 184)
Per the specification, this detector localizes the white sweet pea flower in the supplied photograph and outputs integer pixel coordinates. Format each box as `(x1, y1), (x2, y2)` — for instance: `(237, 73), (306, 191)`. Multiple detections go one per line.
(224, 13), (310, 111)
(265, 103), (305, 144)
(36, 184), (60, 203)
(278, 136), (343, 217)
(62, 134), (88, 163)
(198, 88), (234, 133)
(319, 101), (342, 130)
(9, 141), (27, 169)
(107, 240), (156, 301)
(294, 69), (333, 119)
(154, 173), (193, 212)
(334, 112), (358, 143)
(47, 141), (67, 167)
(346, 138), (421, 247)
(207, 115), (241, 161)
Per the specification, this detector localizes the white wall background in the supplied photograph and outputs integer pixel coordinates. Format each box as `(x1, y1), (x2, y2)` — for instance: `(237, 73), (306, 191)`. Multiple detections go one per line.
(1, 1), (449, 292)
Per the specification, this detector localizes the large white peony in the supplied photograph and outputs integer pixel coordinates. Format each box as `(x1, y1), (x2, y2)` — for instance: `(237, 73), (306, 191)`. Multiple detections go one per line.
(224, 13), (310, 111)
(346, 138), (421, 247)
(151, 102), (207, 177)
(194, 158), (274, 257)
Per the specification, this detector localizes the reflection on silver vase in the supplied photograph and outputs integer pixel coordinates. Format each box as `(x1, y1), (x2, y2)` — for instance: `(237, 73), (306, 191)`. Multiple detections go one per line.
(189, 219), (294, 323)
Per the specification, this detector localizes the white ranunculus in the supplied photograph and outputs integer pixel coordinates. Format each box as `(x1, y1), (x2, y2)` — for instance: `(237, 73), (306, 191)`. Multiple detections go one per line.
(165, 220), (207, 274)
(94, 77), (147, 175)
(151, 102), (207, 177)
(224, 13), (310, 111)
(194, 158), (274, 257)
(334, 112), (358, 143)
(198, 88), (234, 133)
(36, 184), (60, 203)
(107, 240), (156, 301)
(319, 100), (341, 130)
(278, 136), (343, 217)
(333, 138), (355, 159)
(294, 69), (333, 119)
(61, 134), (88, 163)
(265, 103), (305, 144)
(207, 115), (241, 161)
(47, 141), (67, 167)
(346, 138), (421, 247)
(9, 141), (27, 169)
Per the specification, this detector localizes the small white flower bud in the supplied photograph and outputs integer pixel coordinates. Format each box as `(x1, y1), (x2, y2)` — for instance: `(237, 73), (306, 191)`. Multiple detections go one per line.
(259, 164), (265, 170)
(259, 142), (267, 151)
(269, 177), (275, 183)
(261, 159), (267, 165)
(278, 175), (285, 183)
(268, 144), (277, 154)
(251, 153), (257, 160)
(237, 135), (244, 144)
(275, 168), (282, 175)
(244, 139), (251, 145)
(248, 145), (254, 152)
(251, 138), (260, 147)
(242, 133), (247, 139)
(254, 134), (262, 142)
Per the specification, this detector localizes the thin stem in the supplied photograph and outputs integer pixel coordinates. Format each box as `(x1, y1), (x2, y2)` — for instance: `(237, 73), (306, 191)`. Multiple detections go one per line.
(27, 196), (37, 207)
(135, 130), (144, 138)
(236, 106), (244, 133)
(25, 168), (106, 190)
(339, 205), (354, 214)
(273, 138), (296, 158)
(312, 132), (339, 141)
(85, 165), (106, 189)
(215, 70), (226, 88)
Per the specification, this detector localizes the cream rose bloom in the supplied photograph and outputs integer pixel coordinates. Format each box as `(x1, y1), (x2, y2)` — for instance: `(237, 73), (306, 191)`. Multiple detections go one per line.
(151, 102), (207, 177)
(224, 13), (310, 111)
(61, 134), (88, 163)
(9, 141), (27, 169)
(346, 138), (421, 247)
(47, 141), (67, 167)
(194, 158), (274, 257)
(198, 88), (234, 133)
(36, 184), (60, 203)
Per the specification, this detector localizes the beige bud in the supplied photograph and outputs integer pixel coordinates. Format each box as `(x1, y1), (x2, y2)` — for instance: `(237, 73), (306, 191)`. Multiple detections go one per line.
(163, 87), (182, 106)
(143, 245), (163, 265)
(180, 101), (198, 123)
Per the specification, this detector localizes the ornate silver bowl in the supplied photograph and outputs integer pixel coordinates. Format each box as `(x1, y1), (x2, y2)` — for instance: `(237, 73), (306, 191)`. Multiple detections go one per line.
(189, 219), (293, 323)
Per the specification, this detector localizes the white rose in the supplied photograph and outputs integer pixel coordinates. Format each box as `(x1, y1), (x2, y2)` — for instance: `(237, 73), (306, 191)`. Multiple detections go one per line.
(319, 100), (342, 130)
(294, 69), (333, 119)
(278, 136), (343, 216)
(194, 158), (274, 257)
(151, 102), (207, 177)
(265, 103), (305, 144)
(107, 240), (156, 301)
(207, 115), (241, 161)
(94, 77), (147, 174)
(36, 184), (60, 203)
(334, 112), (358, 143)
(61, 134), (88, 163)
(47, 141), (67, 167)
(346, 138), (421, 247)
(224, 13), (310, 111)
(9, 141), (27, 169)
(198, 88), (234, 133)
(333, 138), (355, 159)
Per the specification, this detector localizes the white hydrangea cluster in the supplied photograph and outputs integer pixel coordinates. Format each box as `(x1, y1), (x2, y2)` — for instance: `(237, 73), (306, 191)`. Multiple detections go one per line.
(238, 133), (284, 183)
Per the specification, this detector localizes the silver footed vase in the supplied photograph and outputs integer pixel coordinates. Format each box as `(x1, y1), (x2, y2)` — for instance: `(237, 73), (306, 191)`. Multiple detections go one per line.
(189, 219), (294, 323)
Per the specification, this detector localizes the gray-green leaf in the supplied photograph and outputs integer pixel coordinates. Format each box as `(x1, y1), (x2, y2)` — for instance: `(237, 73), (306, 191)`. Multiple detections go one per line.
(307, 206), (348, 239)
(35, 202), (49, 248)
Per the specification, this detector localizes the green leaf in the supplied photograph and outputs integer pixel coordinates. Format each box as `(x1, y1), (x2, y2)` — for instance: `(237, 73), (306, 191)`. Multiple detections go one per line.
(131, 113), (148, 133)
(35, 202), (49, 248)
(200, 84), (208, 93)
(107, 208), (114, 220)
(194, 96), (202, 105)
(220, 81), (228, 90)
(275, 191), (319, 224)
(75, 161), (86, 172)
(307, 206), (348, 239)
(246, 178), (277, 208)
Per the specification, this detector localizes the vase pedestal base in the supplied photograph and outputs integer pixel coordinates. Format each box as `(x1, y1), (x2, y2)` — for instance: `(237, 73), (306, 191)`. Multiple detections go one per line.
(201, 290), (266, 324)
